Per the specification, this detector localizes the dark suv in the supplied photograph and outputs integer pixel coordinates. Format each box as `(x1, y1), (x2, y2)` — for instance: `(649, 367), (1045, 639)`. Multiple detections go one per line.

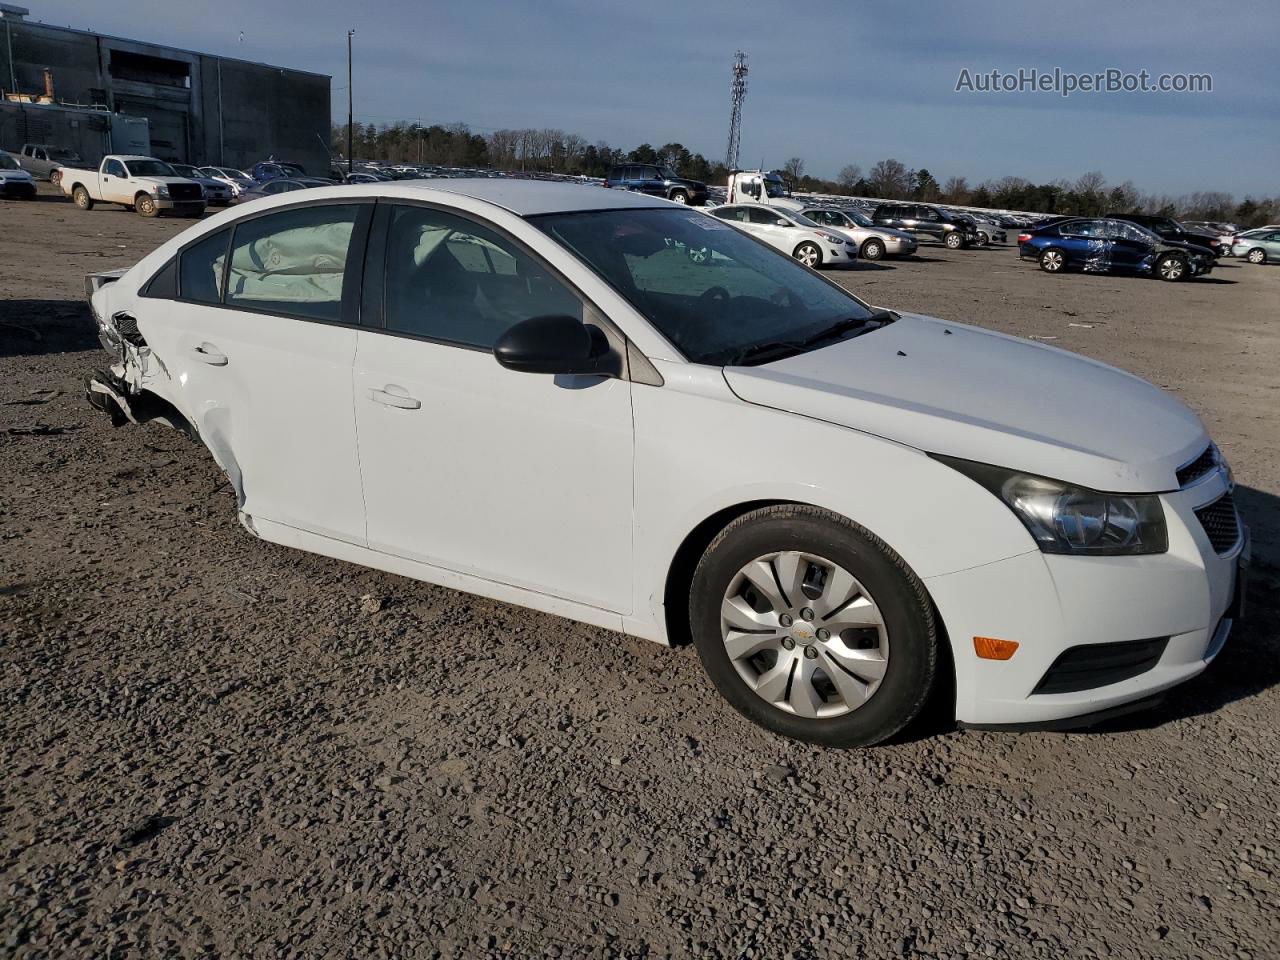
(605, 164), (708, 206)
(871, 203), (978, 249)
(1105, 213), (1225, 257)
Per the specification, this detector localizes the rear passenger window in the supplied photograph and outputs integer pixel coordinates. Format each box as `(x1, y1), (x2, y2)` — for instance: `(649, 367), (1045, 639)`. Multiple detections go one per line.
(180, 228), (230, 304)
(383, 206), (582, 349)
(225, 204), (360, 321)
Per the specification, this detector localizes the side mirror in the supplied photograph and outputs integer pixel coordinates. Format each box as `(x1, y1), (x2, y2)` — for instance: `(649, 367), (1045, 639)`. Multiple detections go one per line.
(775, 219), (790, 227)
(494, 316), (621, 377)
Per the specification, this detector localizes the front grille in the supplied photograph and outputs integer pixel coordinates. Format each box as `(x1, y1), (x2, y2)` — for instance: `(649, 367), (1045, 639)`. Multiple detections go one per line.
(168, 182), (202, 202)
(1176, 445), (1218, 487)
(1195, 492), (1240, 554)
(1033, 637), (1169, 695)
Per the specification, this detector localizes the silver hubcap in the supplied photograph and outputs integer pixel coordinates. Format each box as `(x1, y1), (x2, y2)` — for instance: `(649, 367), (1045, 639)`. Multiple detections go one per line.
(947, 235), (960, 247)
(798, 246), (818, 266)
(720, 551), (889, 719)
(1248, 250), (1264, 263)
(689, 247), (708, 263)
(1043, 251), (1063, 270)
(866, 242), (882, 258)
(1161, 258), (1183, 279)
(672, 193), (688, 204)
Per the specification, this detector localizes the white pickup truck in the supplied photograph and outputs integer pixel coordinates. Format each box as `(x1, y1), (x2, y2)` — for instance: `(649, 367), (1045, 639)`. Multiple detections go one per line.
(60, 155), (206, 218)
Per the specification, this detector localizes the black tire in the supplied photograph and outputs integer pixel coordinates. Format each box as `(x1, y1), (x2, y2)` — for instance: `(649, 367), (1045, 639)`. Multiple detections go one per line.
(1155, 253), (1187, 281)
(977, 231), (991, 246)
(136, 194), (159, 218)
(860, 238), (885, 261)
(1246, 247), (1266, 265)
(669, 189), (690, 205)
(50, 168), (62, 187)
(689, 505), (938, 747)
(1038, 247), (1067, 273)
(793, 242), (822, 268)
(944, 231), (964, 249)
(72, 185), (94, 210)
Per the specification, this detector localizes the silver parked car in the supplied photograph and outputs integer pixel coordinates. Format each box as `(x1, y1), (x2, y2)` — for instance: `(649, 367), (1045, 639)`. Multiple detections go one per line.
(708, 204), (859, 268)
(801, 207), (917, 260)
(1229, 228), (1280, 264)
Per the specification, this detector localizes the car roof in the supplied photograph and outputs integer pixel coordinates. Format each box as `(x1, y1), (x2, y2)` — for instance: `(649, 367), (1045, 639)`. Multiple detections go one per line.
(367, 178), (672, 216)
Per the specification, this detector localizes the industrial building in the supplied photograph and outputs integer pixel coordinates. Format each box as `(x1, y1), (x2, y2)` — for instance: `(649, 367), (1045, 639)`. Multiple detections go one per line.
(0, 4), (331, 174)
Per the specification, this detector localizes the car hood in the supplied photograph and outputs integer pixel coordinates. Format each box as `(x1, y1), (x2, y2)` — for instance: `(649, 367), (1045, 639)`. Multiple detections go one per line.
(722, 313), (1207, 493)
(0, 168), (33, 180)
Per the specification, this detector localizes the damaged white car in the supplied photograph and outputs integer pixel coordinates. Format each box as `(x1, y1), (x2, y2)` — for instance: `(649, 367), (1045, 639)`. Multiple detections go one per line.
(85, 180), (1248, 747)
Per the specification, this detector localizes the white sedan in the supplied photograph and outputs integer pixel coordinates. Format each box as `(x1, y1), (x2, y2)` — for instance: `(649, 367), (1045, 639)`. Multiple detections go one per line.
(84, 180), (1248, 746)
(707, 203), (859, 268)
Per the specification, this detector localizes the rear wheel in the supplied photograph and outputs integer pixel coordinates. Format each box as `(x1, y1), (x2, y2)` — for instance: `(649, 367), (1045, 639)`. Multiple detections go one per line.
(72, 185), (94, 210)
(1038, 247), (1066, 273)
(860, 238), (885, 261)
(794, 242), (822, 268)
(1246, 247), (1267, 264)
(689, 505), (938, 747)
(1155, 253), (1187, 281)
(944, 231), (964, 249)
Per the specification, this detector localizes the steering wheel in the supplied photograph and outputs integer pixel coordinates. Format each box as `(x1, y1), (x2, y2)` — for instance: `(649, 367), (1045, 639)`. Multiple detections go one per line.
(699, 286), (731, 304)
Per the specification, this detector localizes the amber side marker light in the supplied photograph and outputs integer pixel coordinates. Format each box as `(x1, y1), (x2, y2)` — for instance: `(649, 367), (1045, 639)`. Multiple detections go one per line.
(973, 637), (1019, 660)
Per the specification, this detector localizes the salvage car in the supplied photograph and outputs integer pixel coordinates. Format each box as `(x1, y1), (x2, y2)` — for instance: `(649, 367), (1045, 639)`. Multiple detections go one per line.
(170, 164), (234, 206)
(871, 203), (978, 249)
(800, 207), (917, 260)
(0, 149), (38, 199)
(1020, 218), (1215, 280)
(709, 203), (858, 267)
(16, 142), (82, 183)
(82, 180), (1248, 746)
(1228, 228), (1280, 264)
(60, 155), (206, 218)
(199, 166), (257, 197)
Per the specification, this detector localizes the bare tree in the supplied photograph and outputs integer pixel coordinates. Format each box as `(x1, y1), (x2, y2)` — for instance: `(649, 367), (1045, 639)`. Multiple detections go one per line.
(942, 175), (970, 203)
(868, 158), (912, 199)
(837, 164), (862, 189)
(782, 157), (805, 181)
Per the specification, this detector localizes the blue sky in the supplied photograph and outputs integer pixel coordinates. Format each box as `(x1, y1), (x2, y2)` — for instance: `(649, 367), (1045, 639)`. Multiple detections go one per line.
(31, 0), (1279, 196)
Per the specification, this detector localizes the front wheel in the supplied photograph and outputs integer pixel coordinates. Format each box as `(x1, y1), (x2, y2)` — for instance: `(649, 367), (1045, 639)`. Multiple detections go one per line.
(136, 194), (159, 218)
(860, 238), (885, 261)
(689, 505), (938, 747)
(72, 185), (94, 210)
(1155, 253), (1187, 281)
(793, 242), (822, 268)
(1246, 247), (1266, 264)
(944, 231), (964, 249)
(669, 189), (689, 204)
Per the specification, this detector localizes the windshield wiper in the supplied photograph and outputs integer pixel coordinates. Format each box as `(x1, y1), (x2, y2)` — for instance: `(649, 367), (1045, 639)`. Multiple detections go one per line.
(725, 311), (897, 367)
(794, 309), (897, 350)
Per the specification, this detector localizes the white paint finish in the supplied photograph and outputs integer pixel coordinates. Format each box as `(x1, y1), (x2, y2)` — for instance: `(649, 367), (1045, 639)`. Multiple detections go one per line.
(91, 180), (1241, 728)
(353, 333), (635, 613)
(139, 300), (366, 544)
(725, 313), (1208, 493)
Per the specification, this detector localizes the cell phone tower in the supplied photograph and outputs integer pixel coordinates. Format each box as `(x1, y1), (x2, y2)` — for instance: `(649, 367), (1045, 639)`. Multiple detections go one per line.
(725, 51), (748, 171)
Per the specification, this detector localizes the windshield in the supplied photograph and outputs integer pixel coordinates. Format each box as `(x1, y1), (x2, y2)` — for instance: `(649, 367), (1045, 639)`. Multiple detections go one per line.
(844, 209), (873, 227)
(764, 176), (790, 198)
(125, 159), (177, 177)
(659, 166), (679, 180)
(172, 164), (200, 177)
(0, 154), (19, 170)
(533, 208), (879, 366)
(280, 163), (306, 177)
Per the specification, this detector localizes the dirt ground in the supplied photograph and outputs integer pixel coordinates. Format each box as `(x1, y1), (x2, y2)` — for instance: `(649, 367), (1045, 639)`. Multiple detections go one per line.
(2, 186), (1278, 959)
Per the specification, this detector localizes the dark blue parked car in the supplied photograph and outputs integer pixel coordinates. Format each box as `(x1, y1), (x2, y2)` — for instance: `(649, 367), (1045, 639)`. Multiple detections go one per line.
(605, 163), (708, 206)
(1018, 218), (1215, 281)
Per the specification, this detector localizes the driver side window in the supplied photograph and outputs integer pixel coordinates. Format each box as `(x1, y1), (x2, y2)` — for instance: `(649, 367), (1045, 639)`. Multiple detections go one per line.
(104, 159), (126, 177)
(383, 206), (582, 350)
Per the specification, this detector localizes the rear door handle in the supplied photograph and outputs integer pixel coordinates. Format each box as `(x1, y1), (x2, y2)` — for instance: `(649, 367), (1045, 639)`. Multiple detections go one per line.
(368, 386), (421, 410)
(191, 342), (228, 366)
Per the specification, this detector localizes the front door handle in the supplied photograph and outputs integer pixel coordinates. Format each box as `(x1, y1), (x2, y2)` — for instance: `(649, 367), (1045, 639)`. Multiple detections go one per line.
(191, 342), (228, 366)
(368, 386), (421, 410)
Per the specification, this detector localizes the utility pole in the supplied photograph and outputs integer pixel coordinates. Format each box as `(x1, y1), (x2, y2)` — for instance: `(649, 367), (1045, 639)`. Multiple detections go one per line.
(347, 29), (355, 177)
(725, 51), (748, 172)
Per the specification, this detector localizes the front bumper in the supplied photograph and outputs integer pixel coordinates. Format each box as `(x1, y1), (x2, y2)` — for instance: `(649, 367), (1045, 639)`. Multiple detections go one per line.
(927, 467), (1248, 726)
(885, 237), (917, 255)
(824, 245), (860, 267)
(0, 179), (37, 199)
(155, 198), (206, 214)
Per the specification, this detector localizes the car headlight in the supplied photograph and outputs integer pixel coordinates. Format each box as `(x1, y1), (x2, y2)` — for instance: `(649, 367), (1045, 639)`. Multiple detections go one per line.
(155, 183), (170, 197)
(818, 232), (845, 244)
(933, 456), (1168, 555)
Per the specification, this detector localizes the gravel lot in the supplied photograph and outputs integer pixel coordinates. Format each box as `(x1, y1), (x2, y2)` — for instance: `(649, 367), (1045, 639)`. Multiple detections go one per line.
(2, 187), (1278, 959)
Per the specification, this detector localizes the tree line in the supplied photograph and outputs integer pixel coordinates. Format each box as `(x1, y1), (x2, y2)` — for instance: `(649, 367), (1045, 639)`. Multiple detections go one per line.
(331, 122), (1279, 228)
